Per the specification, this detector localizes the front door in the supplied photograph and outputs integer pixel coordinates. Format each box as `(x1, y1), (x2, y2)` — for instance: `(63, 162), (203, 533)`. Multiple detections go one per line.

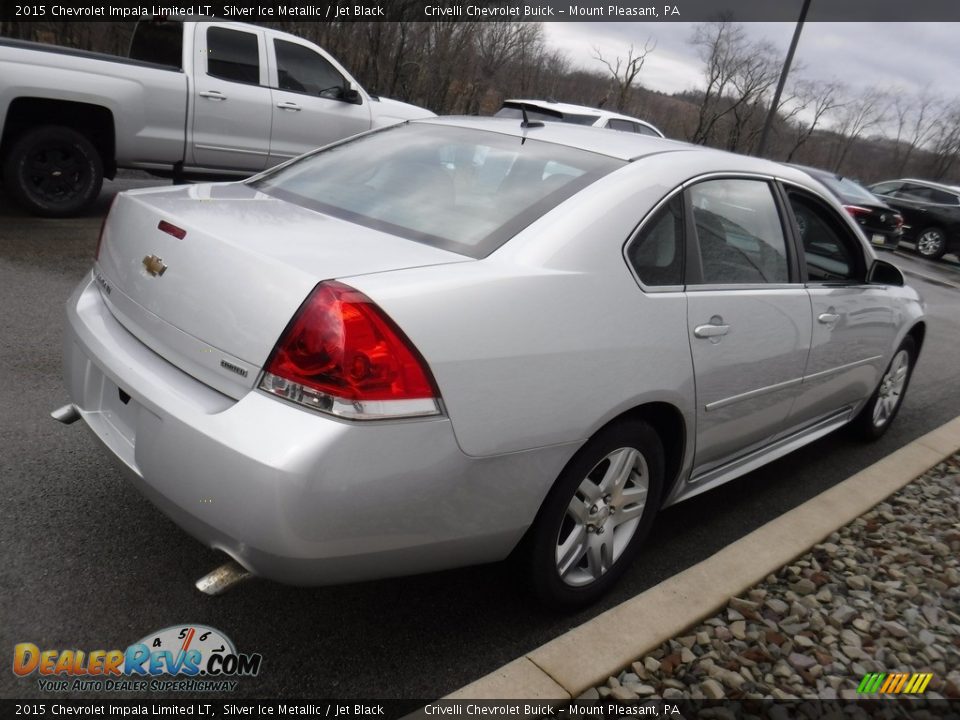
(267, 38), (372, 166)
(784, 187), (893, 428)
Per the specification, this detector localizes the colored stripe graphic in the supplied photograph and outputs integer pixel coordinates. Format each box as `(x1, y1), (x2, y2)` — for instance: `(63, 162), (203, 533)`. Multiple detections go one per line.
(858, 672), (933, 694)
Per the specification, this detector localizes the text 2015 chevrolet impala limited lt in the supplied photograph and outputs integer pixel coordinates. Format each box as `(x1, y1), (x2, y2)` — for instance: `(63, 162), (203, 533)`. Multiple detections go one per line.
(54, 118), (925, 607)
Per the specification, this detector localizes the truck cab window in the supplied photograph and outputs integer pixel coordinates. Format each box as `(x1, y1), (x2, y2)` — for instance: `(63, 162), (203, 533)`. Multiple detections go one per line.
(206, 28), (260, 84)
(275, 40), (347, 99)
(128, 21), (183, 69)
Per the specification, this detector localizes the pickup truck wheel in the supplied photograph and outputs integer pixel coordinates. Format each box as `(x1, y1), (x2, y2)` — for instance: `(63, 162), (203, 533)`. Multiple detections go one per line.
(3, 126), (103, 217)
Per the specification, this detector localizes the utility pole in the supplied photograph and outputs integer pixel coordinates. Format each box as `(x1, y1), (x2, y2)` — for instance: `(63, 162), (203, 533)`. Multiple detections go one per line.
(756, 0), (812, 158)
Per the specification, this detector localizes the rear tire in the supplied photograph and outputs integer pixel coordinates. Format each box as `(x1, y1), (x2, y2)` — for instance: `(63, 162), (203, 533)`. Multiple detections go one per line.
(527, 419), (664, 609)
(851, 336), (916, 441)
(915, 227), (947, 260)
(2, 125), (103, 217)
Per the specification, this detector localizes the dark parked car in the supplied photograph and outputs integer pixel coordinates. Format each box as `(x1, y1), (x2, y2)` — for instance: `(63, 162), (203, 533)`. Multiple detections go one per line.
(792, 165), (903, 251)
(868, 178), (960, 260)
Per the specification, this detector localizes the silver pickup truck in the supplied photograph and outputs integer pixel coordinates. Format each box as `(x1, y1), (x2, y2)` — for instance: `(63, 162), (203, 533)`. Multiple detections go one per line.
(0, 19), (434, 216)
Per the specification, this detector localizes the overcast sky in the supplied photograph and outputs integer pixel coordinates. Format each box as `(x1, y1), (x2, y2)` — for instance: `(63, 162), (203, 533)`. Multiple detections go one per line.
(542, 22), (960, 108)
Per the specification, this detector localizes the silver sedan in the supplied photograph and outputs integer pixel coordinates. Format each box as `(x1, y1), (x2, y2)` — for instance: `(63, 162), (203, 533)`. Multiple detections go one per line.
(55, 118), (925, 607)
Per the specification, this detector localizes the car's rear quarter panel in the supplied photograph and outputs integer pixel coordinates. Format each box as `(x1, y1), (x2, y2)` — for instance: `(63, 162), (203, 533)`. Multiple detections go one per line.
(347, 153), (704, 460)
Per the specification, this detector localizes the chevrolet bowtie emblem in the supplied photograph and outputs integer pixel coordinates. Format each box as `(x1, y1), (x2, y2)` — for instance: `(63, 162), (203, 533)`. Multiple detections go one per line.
(143, 255), (167, 277)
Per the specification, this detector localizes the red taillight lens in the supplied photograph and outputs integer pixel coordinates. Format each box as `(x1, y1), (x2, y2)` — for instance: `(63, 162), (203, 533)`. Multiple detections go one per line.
(893, 213), (904, 227)
(259, 281), (441, 420)
(95, 197), (118, 261)
(843, 205), (871, 218)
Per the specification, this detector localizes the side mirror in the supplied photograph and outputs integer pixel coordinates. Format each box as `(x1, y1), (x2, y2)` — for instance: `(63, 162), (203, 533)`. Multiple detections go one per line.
(340, 85), (362, 105)
(867, 258), (904, 287)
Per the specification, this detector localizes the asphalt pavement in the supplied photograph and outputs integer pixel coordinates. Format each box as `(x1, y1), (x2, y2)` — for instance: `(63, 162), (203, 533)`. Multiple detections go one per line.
(2, 176), (960, 700)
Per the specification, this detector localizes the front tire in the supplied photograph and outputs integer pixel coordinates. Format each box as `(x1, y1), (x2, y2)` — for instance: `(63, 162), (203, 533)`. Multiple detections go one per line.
(527, 420), (664, 609)
(915, 227), (947, 260)
(851, 336), (916, 441)
(2, 125), (103, 217)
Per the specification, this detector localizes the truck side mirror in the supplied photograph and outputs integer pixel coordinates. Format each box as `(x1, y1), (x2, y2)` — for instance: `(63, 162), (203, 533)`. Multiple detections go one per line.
(340, 85), (362, 105)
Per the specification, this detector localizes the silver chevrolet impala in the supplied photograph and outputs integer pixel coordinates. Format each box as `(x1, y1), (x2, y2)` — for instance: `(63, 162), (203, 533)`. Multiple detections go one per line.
(56, 117), (925, 607)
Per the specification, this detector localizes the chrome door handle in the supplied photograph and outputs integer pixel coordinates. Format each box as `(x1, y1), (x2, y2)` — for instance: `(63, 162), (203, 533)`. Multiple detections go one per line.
(818, 312), (840, 324)
(276, 101), (302, 111)
(694, 323), (730, 338)
(199, 90), (226, 101)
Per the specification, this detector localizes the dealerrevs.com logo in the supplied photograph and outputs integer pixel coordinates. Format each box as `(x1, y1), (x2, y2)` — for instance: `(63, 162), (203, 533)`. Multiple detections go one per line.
(13, 625), (262, 692)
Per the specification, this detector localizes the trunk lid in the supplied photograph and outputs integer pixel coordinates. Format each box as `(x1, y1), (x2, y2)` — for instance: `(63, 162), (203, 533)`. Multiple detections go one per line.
(96, 183), (468, 397)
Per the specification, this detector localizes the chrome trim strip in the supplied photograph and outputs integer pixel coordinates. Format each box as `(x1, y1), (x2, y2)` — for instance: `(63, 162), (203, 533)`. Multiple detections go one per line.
(705, 354), (884, 412)
(194, 144), (270, 157)
(704, 376), (804, 412)
(803, 355), (883, 383)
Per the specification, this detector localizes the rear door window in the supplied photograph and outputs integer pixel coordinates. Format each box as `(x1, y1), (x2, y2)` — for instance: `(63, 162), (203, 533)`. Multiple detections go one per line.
(688, 179), (790, 285)
(206, 27), (260, 84)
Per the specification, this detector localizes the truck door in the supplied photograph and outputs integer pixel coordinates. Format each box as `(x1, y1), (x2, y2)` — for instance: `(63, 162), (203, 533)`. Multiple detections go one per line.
(266, 38), (373, 166)
(190, 24), (272, 172)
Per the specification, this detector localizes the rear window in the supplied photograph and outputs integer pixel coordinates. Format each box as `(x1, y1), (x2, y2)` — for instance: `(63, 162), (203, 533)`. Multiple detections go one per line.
(251, 124), (624, 258)
(128, 21), (183, 69)
(818, 175), (878, 205)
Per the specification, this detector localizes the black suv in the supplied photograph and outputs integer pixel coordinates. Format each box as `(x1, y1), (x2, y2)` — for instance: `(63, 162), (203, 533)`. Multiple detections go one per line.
(868, 178), (960, 260)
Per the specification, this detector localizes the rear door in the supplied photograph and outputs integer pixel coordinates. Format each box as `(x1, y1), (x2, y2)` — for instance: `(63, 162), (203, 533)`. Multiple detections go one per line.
(781, 185), (894, 429)
(266, 37), (372, 165)
(190, 24), (272, 171)
(684, 177), (812, 476)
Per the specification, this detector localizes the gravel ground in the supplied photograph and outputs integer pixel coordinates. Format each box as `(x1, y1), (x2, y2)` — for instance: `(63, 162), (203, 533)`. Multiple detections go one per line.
(582, 455), (960, 701)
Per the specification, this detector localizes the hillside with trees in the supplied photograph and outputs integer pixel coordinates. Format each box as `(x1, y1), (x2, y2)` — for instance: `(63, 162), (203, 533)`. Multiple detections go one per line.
(3, 17), (959, 185)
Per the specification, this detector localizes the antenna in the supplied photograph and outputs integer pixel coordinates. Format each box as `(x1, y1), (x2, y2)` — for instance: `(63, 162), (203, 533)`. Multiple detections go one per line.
(520, 104), (544, 129)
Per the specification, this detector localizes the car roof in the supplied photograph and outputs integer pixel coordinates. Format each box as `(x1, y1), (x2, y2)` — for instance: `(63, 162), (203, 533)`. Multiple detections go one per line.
(414, 117), (822, 182)
(885, 178), (960, 196)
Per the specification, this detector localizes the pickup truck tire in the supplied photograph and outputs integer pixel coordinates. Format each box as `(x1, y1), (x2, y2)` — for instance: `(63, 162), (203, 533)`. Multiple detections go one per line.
(3, 125), (103, 217)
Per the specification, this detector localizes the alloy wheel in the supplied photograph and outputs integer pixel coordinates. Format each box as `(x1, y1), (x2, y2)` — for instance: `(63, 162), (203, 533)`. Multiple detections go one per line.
(917, 229), (945, 257)
(873, 349), (910, 428)
(556, 446), (649, 587)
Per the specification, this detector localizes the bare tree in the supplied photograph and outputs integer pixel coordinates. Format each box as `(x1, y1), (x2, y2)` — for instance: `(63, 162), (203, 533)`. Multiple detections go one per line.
(888, 90), (942, 176)
(927, 102), (960, 180)
(688, 18), (782, 151)
(784, 79), (844, 162)
(831, 87), (888, 172)
(592, 38), (656, 113)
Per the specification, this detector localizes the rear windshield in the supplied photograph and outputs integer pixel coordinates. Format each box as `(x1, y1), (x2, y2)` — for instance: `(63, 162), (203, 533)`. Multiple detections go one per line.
(251, 124), (624, 258)
(818, 175), (878, 205)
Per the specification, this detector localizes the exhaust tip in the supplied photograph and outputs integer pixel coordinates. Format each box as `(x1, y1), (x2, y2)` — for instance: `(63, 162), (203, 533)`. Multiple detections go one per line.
(196, 560), (253, 596)
(51, 404), (81, 425)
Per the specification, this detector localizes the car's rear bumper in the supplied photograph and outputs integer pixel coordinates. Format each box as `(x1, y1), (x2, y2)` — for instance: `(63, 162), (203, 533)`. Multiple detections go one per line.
(62, 273), (568, 585)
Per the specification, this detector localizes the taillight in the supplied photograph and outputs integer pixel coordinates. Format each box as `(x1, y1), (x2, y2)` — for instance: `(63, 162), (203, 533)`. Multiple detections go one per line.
(843, 205), (871, 219)
(258, 281), (441, 420)
(893, 213), (904, 227)
(95, 196), (118, 261)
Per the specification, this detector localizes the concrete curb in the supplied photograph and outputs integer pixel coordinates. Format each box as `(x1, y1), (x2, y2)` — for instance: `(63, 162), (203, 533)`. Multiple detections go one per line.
(447, 415), (960, 700)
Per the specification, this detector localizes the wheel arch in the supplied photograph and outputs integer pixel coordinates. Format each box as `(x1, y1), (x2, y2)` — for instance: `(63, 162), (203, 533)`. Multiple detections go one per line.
(1, 97), (116, 178)
(607, 401), (688, 505)
(906, 320), (926, 356)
